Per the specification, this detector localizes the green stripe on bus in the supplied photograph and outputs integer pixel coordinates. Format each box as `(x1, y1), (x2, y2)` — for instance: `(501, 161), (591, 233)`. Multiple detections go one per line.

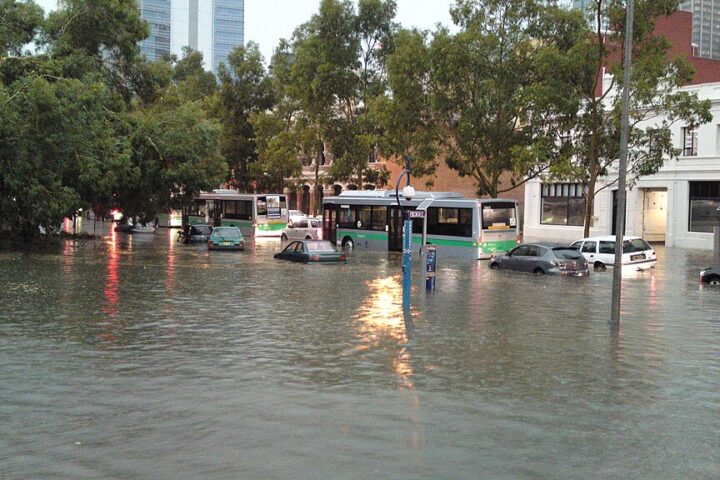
(220, 219), (253, 227)
(336, 229), (481, 249)
(257, 222), (287, 231)
(480, 240), (518, 253)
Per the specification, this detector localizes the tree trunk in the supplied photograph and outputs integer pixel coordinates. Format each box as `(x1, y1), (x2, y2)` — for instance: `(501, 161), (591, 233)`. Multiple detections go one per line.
(583, 173), (597, 238)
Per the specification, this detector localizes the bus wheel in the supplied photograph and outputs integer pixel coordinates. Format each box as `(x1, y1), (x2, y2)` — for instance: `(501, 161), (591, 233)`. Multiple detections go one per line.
(594, 262), (606, 272)
(533, 267), (545, 275)
(342, 237), (354, 250)
(281, 233), (288, 241)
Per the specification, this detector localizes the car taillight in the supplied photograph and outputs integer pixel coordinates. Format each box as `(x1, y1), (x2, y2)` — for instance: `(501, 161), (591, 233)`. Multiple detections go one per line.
(309, 255), (320, 261)
(340, 254), (346, 261)
(516, 234), (522, 244)
(208, 240), (212, 246)
(317, 228), (323, 239)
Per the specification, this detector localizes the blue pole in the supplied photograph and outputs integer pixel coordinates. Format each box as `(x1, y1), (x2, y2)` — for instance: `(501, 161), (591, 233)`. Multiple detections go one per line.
(403, 217), (412, 311)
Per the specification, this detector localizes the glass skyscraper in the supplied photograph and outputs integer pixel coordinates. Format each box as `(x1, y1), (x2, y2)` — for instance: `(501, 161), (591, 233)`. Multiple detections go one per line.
(680, 0), (720, 60)
(137, 0), (244, 72)
(139, 0), (172, 61)
(212, 0), (245, 72)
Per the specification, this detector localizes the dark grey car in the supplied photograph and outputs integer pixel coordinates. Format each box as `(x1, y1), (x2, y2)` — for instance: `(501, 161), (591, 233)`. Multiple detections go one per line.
(489, 243), (590, 276)
(700, 267), (720, 285)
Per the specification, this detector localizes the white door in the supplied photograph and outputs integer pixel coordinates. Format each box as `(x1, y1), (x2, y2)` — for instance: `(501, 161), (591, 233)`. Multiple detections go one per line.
(642, 189), (667, 242)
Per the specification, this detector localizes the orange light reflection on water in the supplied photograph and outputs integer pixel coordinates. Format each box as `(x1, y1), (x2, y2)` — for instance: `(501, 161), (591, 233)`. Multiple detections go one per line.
(356, 276), (415, 389)
(101, 229), (119, 318)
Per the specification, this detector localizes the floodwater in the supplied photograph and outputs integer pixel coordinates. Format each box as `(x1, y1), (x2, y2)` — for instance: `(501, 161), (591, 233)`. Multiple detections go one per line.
(1, 223), (719, 479)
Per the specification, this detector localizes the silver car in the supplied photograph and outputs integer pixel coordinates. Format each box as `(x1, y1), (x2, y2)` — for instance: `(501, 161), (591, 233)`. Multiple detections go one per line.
(489, 243), (589, 276)
(281, 218), (324, 241)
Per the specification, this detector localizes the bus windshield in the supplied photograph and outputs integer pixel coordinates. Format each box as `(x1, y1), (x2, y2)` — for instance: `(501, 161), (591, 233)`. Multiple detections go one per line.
(481, 203), (516, 230)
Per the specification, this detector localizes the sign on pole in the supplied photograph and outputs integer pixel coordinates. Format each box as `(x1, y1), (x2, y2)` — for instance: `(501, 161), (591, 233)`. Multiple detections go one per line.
(408, 210), (426, 219)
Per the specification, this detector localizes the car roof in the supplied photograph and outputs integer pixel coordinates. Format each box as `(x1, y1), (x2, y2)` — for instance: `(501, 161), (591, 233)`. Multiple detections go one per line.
(575, 235), (644, 241)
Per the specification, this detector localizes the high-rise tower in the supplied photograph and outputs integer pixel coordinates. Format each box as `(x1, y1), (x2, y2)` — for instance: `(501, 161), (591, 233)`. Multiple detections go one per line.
(680, 0), (720, 60)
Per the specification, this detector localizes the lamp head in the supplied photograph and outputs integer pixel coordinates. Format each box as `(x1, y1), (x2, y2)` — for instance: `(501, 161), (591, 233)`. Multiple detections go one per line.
(402, 185), (415, 201)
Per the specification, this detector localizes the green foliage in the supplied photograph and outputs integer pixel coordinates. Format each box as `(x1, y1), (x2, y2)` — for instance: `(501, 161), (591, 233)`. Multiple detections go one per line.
(217, 43), (274, 191)
(0, 0), (44, 58)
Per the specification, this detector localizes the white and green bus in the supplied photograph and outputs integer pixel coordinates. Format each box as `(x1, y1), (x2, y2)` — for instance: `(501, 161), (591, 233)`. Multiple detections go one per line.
(188, 190), (288, 238)
(322, 191), (520, 259)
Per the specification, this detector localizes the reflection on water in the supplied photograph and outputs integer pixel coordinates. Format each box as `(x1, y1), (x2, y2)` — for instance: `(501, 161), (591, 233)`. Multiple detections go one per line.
(1, 229), (719, 479)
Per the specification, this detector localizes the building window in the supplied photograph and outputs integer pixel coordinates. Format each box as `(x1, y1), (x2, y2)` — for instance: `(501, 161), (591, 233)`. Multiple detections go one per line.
(682, 126), (698, 156)
(689, 181), (720, 233)
(541, 183), (587, 226)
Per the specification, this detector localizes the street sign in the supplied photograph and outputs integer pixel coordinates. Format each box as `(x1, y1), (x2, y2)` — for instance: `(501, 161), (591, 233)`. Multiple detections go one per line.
(408, 210), (426, 219)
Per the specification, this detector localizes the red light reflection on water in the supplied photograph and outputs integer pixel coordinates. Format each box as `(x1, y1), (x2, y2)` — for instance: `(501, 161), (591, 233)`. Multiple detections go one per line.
(165, 228), (176, 297)
(101, 229), (120, 317)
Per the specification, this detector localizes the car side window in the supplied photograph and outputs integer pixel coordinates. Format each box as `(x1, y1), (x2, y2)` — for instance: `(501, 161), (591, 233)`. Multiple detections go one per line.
(283, 242), (297, 253)
(599, 241), (614, 254)
(512, 246), (530, 256)
(570, 241), (582, 250)
(295, 220), (307, 229)
(527, 246), (543, 257)
(581, 241), (596, 253)
(294, 243), (304, 253)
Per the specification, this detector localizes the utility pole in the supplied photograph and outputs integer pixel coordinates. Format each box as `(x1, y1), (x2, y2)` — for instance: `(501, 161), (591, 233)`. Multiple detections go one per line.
(611, 0), (634, 326)
(395, 155), (414, 311)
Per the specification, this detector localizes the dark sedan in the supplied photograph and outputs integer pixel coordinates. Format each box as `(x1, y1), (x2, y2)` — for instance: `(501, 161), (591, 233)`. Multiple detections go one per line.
(489, 243), (589, 276)
(274, 240), (346, 263)
(179, 224), (213, 244)
(700, 267), (720, 285)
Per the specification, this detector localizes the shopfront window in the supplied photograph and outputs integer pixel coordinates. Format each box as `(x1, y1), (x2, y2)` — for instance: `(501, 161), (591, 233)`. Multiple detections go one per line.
(689, 181), (720, 232)
(541, 183), (587, 226)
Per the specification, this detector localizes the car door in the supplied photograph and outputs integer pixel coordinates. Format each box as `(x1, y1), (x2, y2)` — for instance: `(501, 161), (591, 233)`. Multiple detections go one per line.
(289, 220), (307, 240)
(580, 240), (597, 265)
(598, 240), (615, 266)
(521, 245), (544, 272)
(504, 245), (529, 270)
(280, 241), (299, 260)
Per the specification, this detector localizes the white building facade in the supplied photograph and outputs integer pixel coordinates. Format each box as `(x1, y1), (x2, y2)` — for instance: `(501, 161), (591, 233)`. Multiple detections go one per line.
(524, 81), (720, 250)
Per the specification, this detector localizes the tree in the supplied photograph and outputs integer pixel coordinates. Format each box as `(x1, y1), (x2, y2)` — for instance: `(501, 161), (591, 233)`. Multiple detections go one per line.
(538, 0), (712, 236)
(0, 0), (43, 59)
(217, 43), (274, 191)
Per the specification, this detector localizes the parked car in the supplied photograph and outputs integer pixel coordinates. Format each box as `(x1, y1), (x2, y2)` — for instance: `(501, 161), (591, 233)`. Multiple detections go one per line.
(208, 226), (245, 251)
(700, 266), (720, 285)
(274, 240), (346, 263)
(287, 210), (307, 227)
(281, 218), (323, 241)
(569, 235), (656, 271)
(179, 224), (212, 244)
(489, 243), (589, 276)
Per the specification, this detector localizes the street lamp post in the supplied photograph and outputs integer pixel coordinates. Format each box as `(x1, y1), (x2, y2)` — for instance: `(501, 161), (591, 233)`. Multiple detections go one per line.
(395, 156), (415, 311)
(611, 0), (634, 326)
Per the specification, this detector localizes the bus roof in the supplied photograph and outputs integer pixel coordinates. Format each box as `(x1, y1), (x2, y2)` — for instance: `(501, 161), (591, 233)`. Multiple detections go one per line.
(198, 190), (286, 200)
(336, 190), (463, 199)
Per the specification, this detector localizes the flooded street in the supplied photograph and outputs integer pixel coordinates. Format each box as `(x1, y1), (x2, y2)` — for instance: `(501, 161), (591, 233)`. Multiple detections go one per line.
(2, 225), (719, 479)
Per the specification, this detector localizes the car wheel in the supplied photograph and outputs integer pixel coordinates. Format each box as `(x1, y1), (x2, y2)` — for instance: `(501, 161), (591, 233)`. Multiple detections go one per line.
(342, 237), (354, 250)
(281, 233), (288, 241)
(305, 235), (312, 240)
(489, 262), (499, 270)
(533, 267), (545, 275)
(705, 275), (720, 286)
(594, 262), (606, 272)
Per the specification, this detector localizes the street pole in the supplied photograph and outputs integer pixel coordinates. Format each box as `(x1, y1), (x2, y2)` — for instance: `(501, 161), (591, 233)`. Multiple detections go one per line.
(611, 0), (634, 326)
(402, 156), (412, 311)
(395, 155), (413, 311)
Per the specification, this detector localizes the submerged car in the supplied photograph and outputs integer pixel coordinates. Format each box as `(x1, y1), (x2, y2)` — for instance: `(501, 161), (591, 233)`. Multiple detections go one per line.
(274, 240), (346, 263)
(281, 218), (323, 241)
(208, 226), (245, 251)
(489, 243), (589, 276)
(700, 266), (720, 285)
(179, 224), (213, 244)
(569, 235), (656, 271)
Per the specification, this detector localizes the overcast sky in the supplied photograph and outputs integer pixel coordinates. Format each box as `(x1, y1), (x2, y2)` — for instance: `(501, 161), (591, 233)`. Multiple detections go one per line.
(32, 0), (457, 63)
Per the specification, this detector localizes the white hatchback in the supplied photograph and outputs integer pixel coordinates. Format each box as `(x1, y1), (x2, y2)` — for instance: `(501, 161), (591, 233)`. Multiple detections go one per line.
(281, 218), (324, 241)
(570, 235), (657, 271)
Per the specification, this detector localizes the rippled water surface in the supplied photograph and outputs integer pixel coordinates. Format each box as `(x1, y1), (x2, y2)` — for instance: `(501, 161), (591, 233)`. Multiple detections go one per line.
(2, 225), (719, 479)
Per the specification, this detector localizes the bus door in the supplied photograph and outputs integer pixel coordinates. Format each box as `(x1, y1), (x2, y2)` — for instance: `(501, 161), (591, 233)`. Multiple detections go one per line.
(209, 200), (222, 226)
(388, 206), (403, 252)
(323, 206), (337, 245)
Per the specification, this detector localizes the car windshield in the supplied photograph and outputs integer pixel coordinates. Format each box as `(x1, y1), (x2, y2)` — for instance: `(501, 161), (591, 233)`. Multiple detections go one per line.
(212, 228), (241, 239)
(624, 238), (651, 253)
(306, 241), (336, 252)
(191, 226), (211, 235)
(552, 248), (584, 260)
